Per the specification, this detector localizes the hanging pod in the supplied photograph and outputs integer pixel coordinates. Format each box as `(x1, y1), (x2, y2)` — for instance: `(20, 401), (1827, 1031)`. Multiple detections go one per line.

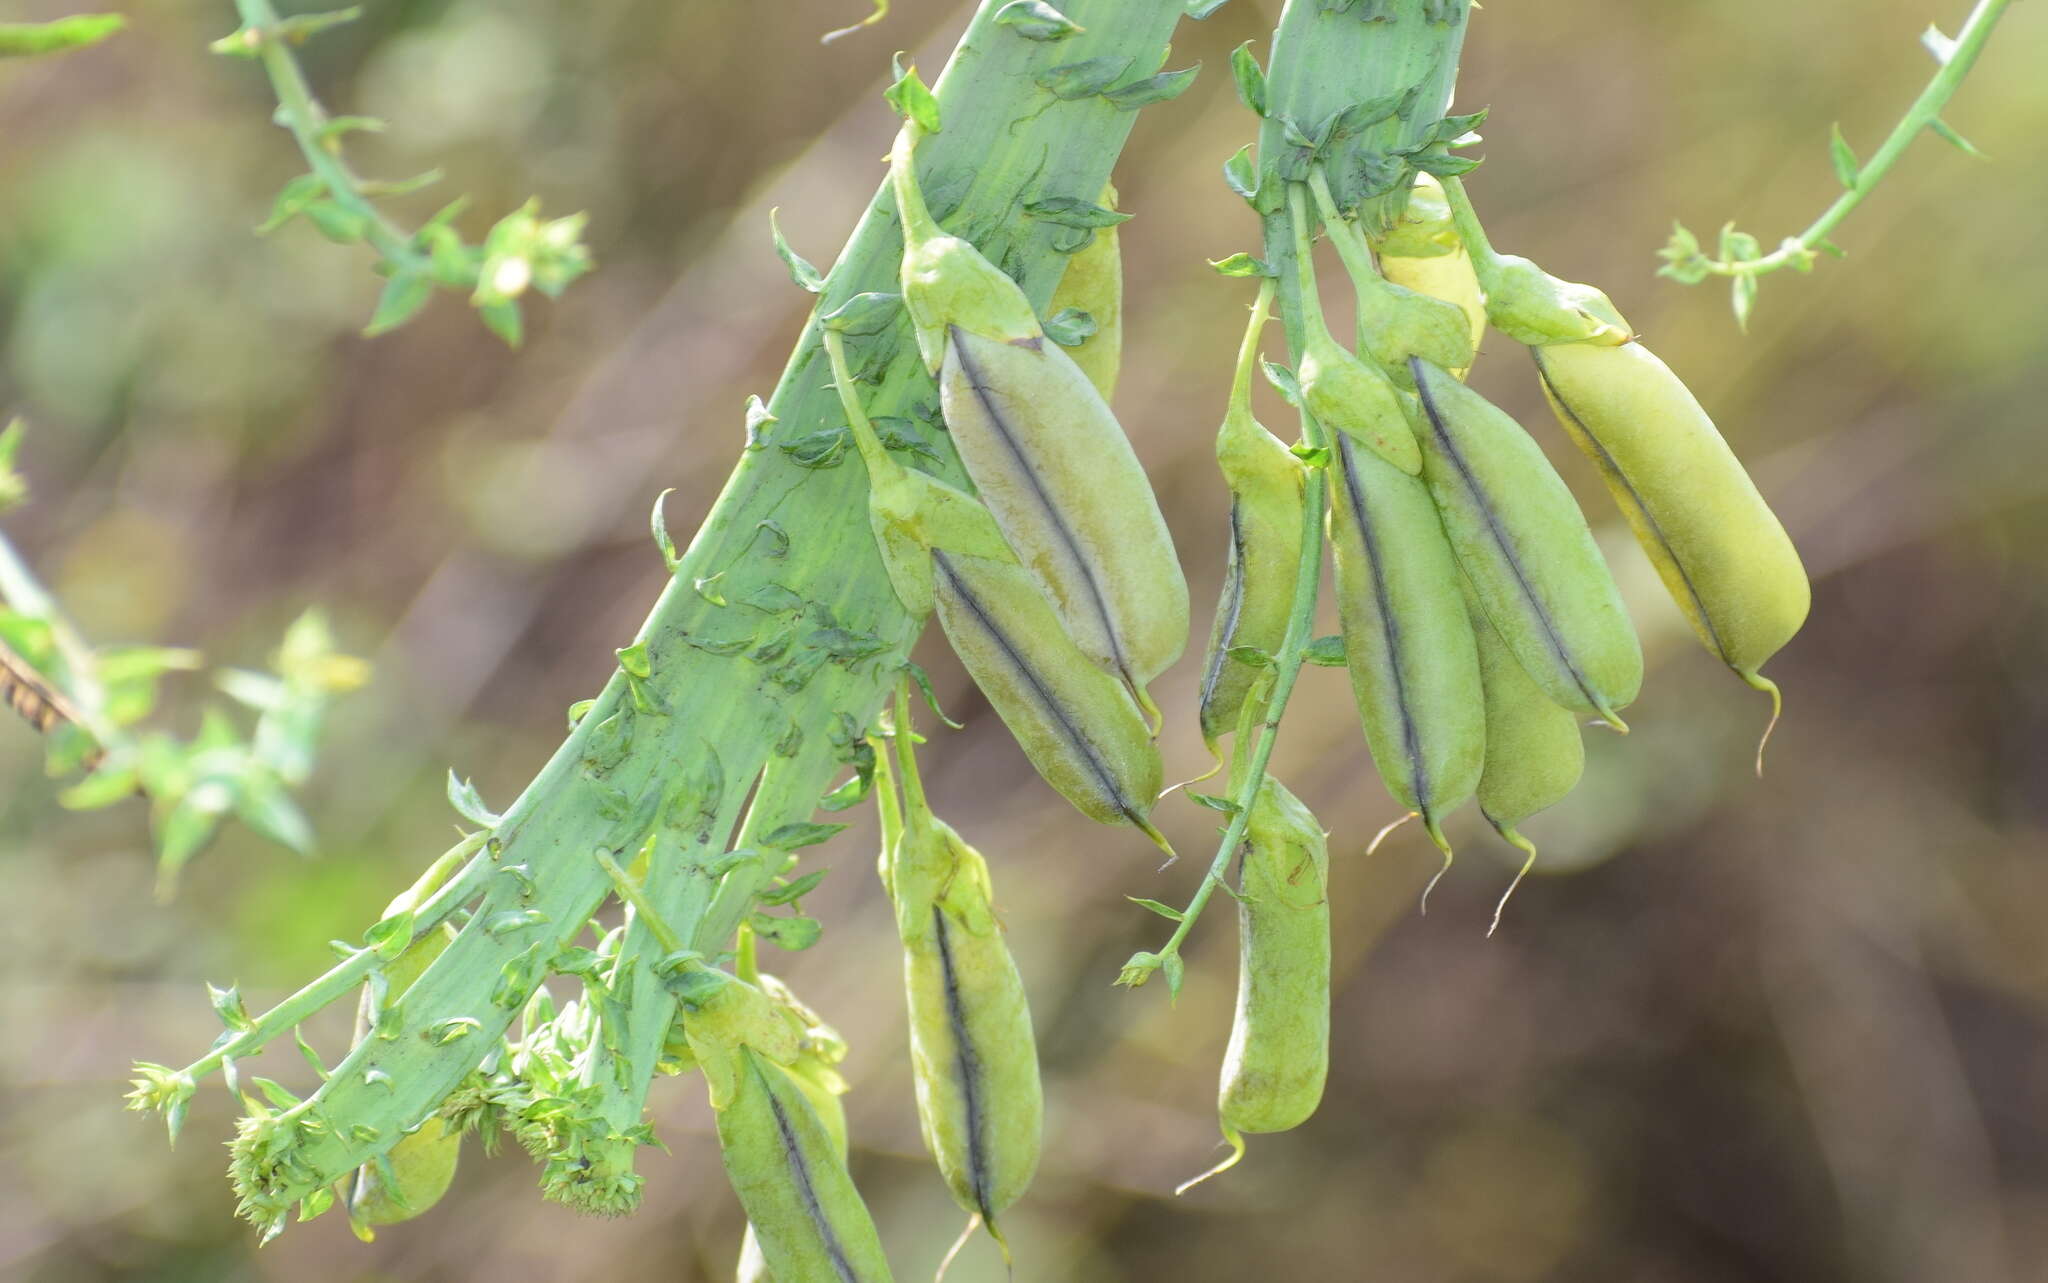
(1533, 340), (1809, 753)
(736, 974), (853, 1283)
(873, 713), (1042, 1257)
(1466, 589), (1585, 934)
(891, 124), (1187, 712)
(1179, 773), (1329, 1192)
(1409, 357), (1643, 729)
(939, 326), (1189, 705)
(1325, 432), (1487, 854)
(930, 547), (1169, 851)
(716, 1047), (895, 1283)
(1045, 182), (1123, 403)
(1198, 283), (1309, 752)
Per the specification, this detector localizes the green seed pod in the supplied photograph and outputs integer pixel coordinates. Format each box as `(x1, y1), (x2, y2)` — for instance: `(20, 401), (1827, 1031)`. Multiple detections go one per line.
(1533, 341), (1809, 746)
(1466, 592), (1584, 934)
(1199, 286), (1308, 753)
(1297, 327), (1422, 476)
(716, 1046), (895, 1283)
(1179, 774), (1329, 1192)
(871, 722), (1041, 1250)
(1325, 433), (1485, 852)
(940, 324), (1189, 707)
(1373, 176), (1485, 373)
(1479, 253), (1631, 348)
(893, 824), (1041, 1245)
(930, 547), (1168, 852)
(737, 980), (851, 1283)
(1410, 357), (1643, 729)
(1046, 182), (1122, 403)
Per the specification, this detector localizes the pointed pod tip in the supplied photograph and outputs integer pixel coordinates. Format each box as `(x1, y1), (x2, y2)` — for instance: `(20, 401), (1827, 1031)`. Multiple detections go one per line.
(1174, 1126), (1247, 1196)
(1740, 667), (1785, 777)
(1365, 810), (1417, 856)
(1488, 822), (1539, 938)
(1417, 818), (1454, 915)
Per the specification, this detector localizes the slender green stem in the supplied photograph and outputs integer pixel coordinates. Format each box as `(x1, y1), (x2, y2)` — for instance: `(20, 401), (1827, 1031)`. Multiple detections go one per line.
(1436, 172), (1504, 276)
(1227, 278), (1275, 412)
(1307, 167), (1385, 288)
(229, 0), (429, 272)
(169, 832), (492, 1082)
(1692, 0), (2014, 279)
(1135, 189), (1331, 979)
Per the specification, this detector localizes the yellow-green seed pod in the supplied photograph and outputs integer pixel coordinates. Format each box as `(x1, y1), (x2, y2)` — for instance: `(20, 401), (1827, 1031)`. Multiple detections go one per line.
(716, 1046), (895, 1283)
(1325, 433), (1485, 852)
(1374, 175), (1485, 373)
(1199, 285), (1307, 752)
(1297, 328), (1421, 476)
(899, 829), (1041, 1242)
(1533, 341), (1809, 744)
(930, 547), (1168, 852)
(1467, 592), (1584, 934)
(1046, 182), (1122, 403)
(1179, 774), (1329, 1192)
(940, 325), (1189, 703)
(872, 717), (1041, 1250)
(737, 997), (851, 1283)
(1410, 358), (1643, 729)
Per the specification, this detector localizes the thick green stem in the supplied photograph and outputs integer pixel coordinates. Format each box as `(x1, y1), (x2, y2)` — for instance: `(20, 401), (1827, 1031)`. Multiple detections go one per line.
(177, 0), (1192, 1229)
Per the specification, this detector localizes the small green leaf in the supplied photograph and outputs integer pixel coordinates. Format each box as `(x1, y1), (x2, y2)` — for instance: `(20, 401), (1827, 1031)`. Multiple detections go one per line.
(1208, 252), (1272, 277)
(1127, 896), (1185, 922)
(1162, 952), (1185, 1001)
(364, 272), (433, 336)
(1230, 42), (1267, 117)
(778, 427), (850, 469)
(447, 771), (501, 827)
(476, 298), (523, 348)
(236, 771), (315, 855)
(1186, 792), (1244, 815)
(769, 208), (823, 293)
(1104, 64), (1201, 111)
(740, 584), (805, 614)
(301, 200), (370, 245)
(884, 56), (941, 133)
(1225, 645), (1274, 669)
(258, 174), (327, 234)
(758, 870), (828, 906)
(1261, 360), (1304, 407)
(1222, 145), (1258, 202)
(1303, 635), (1347, 667)
(819, 291), (901, 335)
(749, 912), (823, 952)
(1024, 196), (1131, 230)
(208, 983), (253, 1032)
(566, 699), (596, 729)
(1829, 123), (1859, 190)
(1042, 307), (1097, 346)
(744, 396), (777, 450)
(1730, 274), (1758, 332)
(1927, 117), (1983, 157)
(993, 0), (1082, 40)
(1037, 56), (1133, 101)
(650, 488), (680, 572)
(248, 1077), (302, 1111)
(761, 821), (847, 851)
(615, 641), (653, 679)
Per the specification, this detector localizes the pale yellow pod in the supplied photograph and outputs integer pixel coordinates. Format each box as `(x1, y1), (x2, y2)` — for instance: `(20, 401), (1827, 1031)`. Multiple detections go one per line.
(1375, 174), (1486, 366)
(940, 327), (1189, 698)
(1046, 182), (1122, 402)
(1533, 341), (1809, 708)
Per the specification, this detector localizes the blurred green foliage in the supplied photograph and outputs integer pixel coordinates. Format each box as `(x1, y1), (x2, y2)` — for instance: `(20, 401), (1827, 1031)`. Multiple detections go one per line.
(2, 1), (2046, 1281)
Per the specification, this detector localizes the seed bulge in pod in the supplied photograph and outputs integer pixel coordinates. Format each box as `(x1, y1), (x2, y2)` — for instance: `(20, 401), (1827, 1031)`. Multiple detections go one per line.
(1325, 432), (1485, 850)
(716, 1047), (895, 1283)
(930, 547), (1168, 852)
(1198, 407), (1307, 752)
(1534, 340), (1809, 742)
(1410, 357), (1643, 730)
(940, 325), (1188, 700)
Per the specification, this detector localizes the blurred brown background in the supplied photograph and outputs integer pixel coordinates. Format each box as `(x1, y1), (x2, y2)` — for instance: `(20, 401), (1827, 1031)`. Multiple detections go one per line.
(3, 1), (2046, 1280)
